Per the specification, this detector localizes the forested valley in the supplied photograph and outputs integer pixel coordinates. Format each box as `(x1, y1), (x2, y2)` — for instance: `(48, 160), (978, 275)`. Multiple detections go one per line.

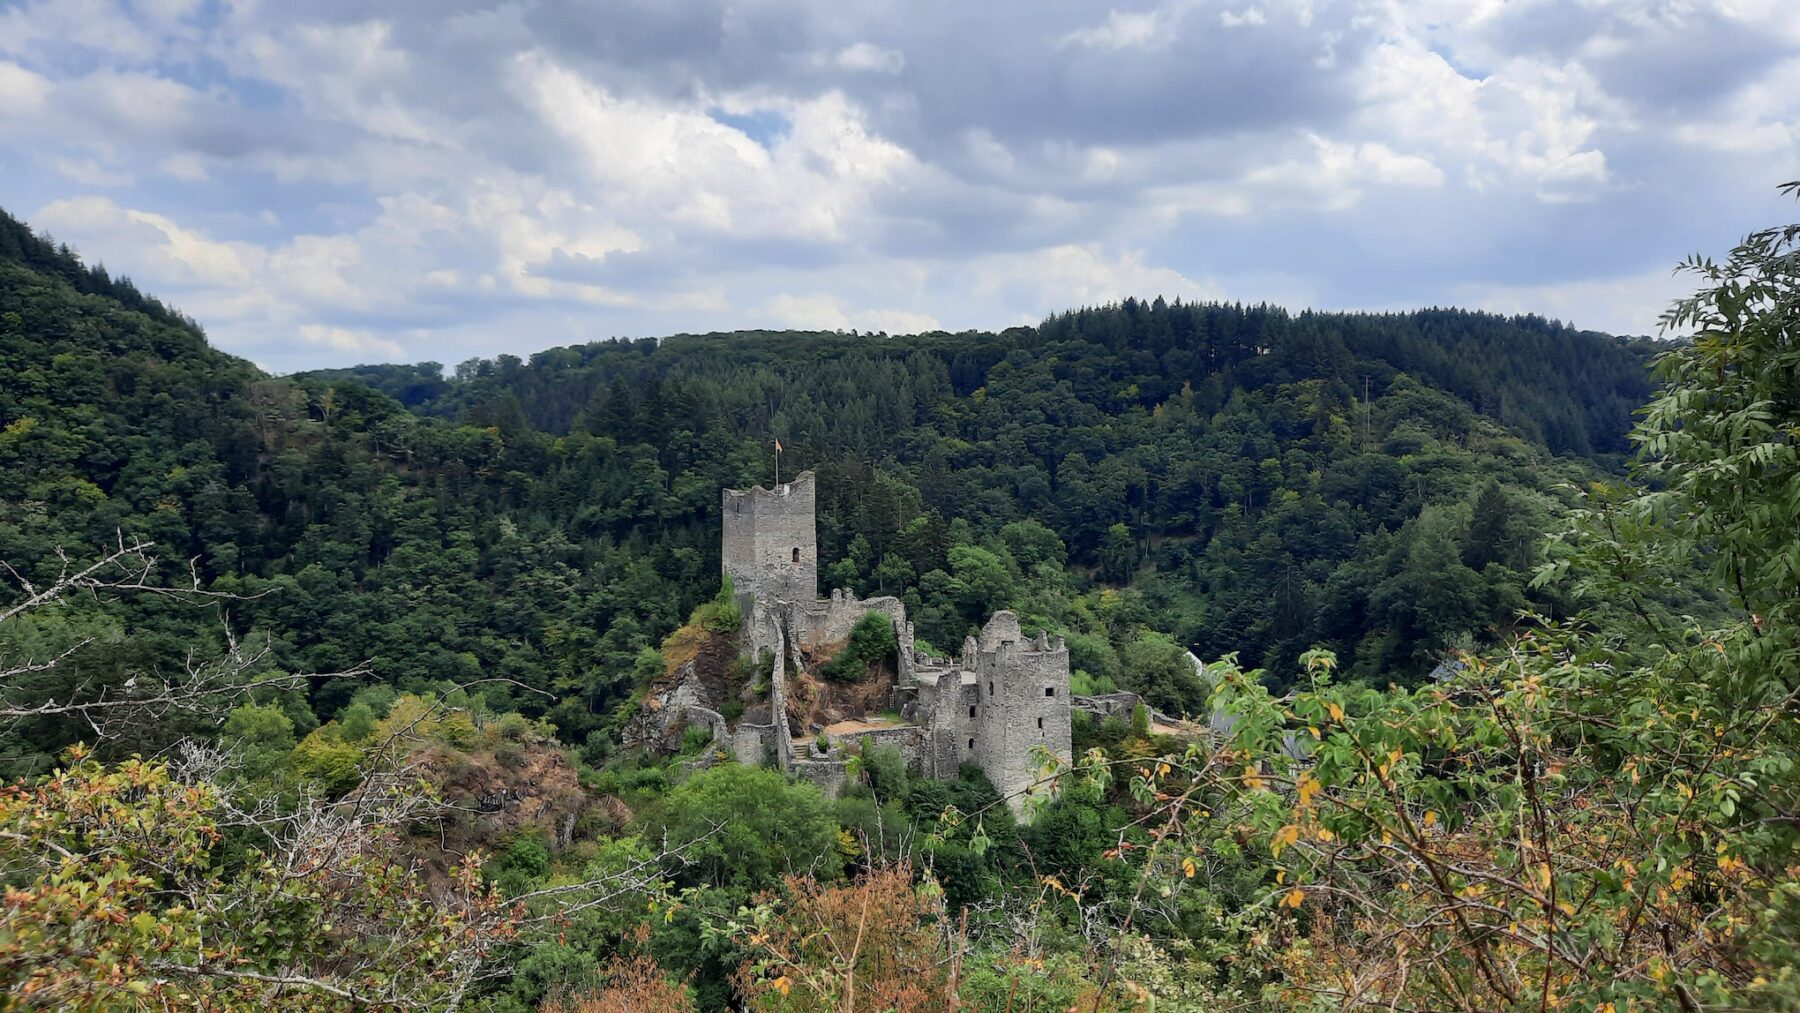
(4, 186), (1799, 1011)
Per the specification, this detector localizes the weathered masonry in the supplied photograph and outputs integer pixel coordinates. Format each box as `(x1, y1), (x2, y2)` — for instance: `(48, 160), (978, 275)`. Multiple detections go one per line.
(718, 471), (1073, 817)
(721, 473), (817, 607)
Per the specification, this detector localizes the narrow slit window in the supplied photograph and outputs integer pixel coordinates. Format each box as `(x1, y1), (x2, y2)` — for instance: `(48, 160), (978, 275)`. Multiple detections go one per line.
(968, 706), (976, 719)
(792, 547), (801, 563)
(1037, 717), (1043, 729)
(967, 738), (975, 751)
(988, 681), (994, 697)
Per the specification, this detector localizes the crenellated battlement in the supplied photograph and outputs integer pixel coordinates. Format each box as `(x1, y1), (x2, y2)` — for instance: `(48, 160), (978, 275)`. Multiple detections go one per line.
(722, 472), (818, 606)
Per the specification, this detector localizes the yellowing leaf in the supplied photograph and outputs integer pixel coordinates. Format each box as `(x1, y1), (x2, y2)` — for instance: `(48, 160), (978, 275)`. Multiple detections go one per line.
(1182, 857), (1197, 879)
(1272, 824), (1301, 856)
(1297, 772), (1321, 808)
(1281, 887), (1305, 909)
(1327, 701), (1345, 722)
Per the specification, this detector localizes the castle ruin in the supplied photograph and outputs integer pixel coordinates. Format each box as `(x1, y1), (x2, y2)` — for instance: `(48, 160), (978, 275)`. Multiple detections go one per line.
(712, 471), (1073, 817)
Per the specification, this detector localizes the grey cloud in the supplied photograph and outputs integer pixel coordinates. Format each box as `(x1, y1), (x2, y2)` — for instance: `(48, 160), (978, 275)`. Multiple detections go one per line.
(3, 0), (1795, 372)
(1583, 13), (1792, 115)
(512, 0), (1376, 152)
(1468, 2), (1792, 114)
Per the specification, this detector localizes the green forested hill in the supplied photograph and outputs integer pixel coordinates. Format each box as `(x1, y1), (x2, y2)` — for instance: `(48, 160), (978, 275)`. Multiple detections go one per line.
(1, 205), (1658, 771)
(310, 303), (1654, 460)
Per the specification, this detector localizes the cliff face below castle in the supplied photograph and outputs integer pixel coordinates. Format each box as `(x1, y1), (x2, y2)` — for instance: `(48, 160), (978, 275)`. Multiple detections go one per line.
(623, 618), (898, 761)
(783, 659), (898, 734)
(622, 623), (758, 758)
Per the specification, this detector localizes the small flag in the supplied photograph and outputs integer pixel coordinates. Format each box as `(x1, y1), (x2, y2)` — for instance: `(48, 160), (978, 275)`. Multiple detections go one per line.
(774, 438), (782, 453)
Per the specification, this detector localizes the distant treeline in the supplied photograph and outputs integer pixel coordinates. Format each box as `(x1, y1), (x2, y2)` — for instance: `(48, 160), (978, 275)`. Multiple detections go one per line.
(2, 202), (1666, 775)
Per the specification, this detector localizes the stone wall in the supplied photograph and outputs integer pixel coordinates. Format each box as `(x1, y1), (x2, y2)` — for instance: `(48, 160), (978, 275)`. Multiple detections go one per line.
(712, 475), (1077, 822)
(969, 612), (1072, 816)
(788, 589), (906, 652)
(730, 722), (777, 765)
(769, 607), (796, 773)
(906, 666), (978, 780)
(788, 756), (849, 798)
(722, 472), (818, 606)
(829, 724), (928, 770)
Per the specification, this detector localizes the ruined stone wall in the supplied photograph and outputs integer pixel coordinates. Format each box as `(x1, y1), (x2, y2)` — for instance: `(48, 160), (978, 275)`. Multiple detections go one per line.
(896, 620), (917, 685)
(712, 476), (1079, 818)
(743, 599), (785, 670)
(904, 666), (966, 780)
(721, 472), (818, 605)
(730, 723), (776, 765)
(768, 608), (796, 773)
(788, 757), (849, 798)
(834, 725), (929, 771)
(945, 679), (982, 779)
(788, 589), (906, 652)
(970, 613), (1072, 816)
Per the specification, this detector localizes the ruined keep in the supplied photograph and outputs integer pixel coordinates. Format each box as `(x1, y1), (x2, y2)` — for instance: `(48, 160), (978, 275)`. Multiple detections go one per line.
(722, 472), (817, 607)
(709, 471), (1073, 817)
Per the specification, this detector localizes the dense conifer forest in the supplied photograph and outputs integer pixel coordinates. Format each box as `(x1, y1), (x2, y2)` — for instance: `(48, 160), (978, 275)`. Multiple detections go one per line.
(8, 193), (1799, 1010)
(3, 203), (1660, 770)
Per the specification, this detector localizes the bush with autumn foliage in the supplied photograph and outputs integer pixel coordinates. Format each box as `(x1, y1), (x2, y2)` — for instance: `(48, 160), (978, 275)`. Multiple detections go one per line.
(0, 746), (518, 1008)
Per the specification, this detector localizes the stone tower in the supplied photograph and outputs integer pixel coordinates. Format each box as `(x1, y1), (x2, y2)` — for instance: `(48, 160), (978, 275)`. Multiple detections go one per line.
(722, 471), (818, 605)
(969, 611), (1072, 812)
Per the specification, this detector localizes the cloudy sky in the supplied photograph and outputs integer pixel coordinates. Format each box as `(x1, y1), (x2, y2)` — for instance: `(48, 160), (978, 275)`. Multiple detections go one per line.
(2, 0), (1795, 372)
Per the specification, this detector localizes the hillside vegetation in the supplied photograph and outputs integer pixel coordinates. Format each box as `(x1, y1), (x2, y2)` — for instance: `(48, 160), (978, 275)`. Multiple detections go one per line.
(2, 204), (1665, 774)
(17, 191), (1791, 1010)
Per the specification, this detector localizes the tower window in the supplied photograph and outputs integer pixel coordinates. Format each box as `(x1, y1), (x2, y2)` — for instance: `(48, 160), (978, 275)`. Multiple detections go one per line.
(1037, 717), (1043, 729)
(988, 681), (994, 697)
(968, 706), (976, 719)
(967, 738), (975, 751)
(1045, 687), (1056, 698)
(792, 547), (801, 563)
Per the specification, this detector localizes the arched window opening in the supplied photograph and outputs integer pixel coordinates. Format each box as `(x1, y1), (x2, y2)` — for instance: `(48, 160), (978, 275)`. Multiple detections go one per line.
(792, 546), (801, 563)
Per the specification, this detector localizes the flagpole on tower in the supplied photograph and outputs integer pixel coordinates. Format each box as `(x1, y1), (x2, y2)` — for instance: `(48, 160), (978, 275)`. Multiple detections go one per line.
(774, 437), (782, 486)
